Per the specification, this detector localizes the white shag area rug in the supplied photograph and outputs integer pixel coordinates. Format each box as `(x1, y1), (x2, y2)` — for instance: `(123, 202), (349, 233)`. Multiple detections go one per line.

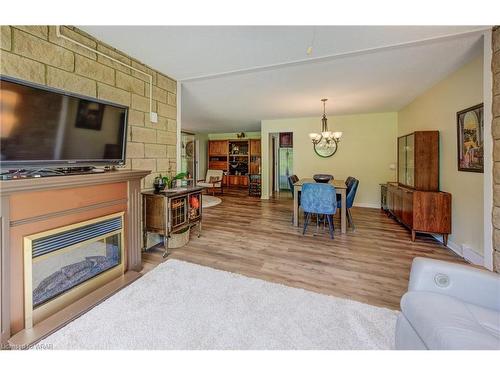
(202, 195), (222, 208)
(38, 260), (398, 350)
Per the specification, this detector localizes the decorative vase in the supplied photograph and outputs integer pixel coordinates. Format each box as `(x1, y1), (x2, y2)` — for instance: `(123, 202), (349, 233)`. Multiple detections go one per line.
(153, 177), (166, 193)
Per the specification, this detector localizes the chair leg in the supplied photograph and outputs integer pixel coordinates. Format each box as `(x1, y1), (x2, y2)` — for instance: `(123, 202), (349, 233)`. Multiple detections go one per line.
(303, 212), (311, 235)
(327, 214), (334, 239)
(347, 208), (355, 230)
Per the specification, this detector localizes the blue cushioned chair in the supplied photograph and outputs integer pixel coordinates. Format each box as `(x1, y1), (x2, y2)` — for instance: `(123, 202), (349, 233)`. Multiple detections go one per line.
(337, 177), (359, 229)
(287, 174), (299, 197)
(301, 183), (337, 239)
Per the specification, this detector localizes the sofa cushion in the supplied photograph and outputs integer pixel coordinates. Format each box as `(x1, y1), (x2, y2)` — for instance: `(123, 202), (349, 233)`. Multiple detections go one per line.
(198, 182), (220, 188)
(466, 303), (500, 339)
(401, 291), (500, 350)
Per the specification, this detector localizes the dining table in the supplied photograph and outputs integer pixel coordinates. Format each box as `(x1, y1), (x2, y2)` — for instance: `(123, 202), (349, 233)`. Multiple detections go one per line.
(293, 178), (347, 234)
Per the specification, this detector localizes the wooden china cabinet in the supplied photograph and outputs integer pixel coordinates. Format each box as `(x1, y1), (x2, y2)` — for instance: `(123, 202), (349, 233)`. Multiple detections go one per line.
(209, 140), (228, 156)
(207, 138), (261, 194)
(387, 131), (451, 245)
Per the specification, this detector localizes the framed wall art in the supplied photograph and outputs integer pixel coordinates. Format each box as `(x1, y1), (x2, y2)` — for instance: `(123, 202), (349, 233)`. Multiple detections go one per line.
(457, 103), (483, 173)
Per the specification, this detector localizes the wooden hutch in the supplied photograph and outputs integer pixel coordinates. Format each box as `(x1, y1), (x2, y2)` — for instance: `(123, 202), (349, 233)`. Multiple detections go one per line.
(208, 138), (261, 194)
(386, 131), (452, 244)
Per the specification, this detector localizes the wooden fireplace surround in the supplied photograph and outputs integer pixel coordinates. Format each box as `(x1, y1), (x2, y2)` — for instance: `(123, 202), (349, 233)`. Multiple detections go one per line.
(0, 169), (150, 347)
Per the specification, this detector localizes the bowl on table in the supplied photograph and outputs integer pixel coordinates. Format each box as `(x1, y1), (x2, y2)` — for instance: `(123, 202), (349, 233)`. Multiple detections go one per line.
(313, 174), (333, 183)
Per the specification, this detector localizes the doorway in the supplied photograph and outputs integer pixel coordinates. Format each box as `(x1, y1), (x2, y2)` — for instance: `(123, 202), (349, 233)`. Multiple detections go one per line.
(271, 132), (293, 195)
(181, 131), (197, 181)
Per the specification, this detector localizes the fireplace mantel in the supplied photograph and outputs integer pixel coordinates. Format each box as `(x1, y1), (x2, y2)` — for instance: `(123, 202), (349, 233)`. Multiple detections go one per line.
(0, 169), (150, 347)
(0, 169), (149, 194)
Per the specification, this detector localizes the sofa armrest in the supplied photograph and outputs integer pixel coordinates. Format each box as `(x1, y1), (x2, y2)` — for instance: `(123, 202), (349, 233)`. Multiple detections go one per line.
(408, 257), (500, 311)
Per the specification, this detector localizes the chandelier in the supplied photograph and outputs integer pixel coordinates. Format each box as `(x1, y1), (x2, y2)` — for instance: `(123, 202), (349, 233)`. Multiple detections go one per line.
(308, 99), (342, 157)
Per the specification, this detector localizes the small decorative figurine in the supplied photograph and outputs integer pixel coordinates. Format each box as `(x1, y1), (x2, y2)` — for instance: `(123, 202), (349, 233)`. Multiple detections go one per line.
(153, 175), (166, 193)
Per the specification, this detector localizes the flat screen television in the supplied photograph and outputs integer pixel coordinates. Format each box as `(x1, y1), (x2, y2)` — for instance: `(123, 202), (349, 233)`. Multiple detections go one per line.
(0, 75), (128, 169)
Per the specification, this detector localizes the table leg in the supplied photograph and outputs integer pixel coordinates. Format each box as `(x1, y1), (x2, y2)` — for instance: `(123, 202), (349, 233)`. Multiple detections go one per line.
(341, 190), (346, 234)
(293, 185), (299, 227)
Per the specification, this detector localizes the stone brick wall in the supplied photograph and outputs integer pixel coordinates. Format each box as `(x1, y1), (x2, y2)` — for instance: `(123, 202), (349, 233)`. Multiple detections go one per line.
(492, 26), (500, 272)
(0, 26), (177, 189)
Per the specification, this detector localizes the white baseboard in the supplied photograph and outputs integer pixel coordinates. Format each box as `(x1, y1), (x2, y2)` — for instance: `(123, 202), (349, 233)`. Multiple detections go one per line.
(353, 202), (380, 209)
(431, 234), (484, 266)
(462, 247), (485, 266)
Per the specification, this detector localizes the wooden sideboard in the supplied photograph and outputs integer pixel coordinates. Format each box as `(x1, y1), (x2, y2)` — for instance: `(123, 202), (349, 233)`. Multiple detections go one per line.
(387, 183), (451, 244)
(388, 131), (451, 244)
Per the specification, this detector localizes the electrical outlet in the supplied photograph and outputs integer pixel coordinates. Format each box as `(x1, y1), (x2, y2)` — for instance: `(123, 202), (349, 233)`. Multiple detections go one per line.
(150, 112), (158, 123)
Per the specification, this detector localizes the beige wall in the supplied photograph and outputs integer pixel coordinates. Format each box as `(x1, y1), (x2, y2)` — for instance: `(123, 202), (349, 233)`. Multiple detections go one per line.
(491, 27), (500, 272)
(0, 26), (177, 190)
(208, 131), (261, 140)
(399, 56), (484, 257)
(261, 112), (398, 207)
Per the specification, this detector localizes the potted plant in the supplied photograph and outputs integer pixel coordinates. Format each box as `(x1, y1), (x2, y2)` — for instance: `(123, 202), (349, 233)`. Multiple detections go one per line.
(161, 172), (188, 189)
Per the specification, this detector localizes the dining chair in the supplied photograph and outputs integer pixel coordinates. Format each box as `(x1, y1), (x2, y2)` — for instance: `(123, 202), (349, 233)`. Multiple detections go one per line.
(301, 183), (337, 239)
(287, 174), (299, 196)
(337, 177), (359, 229)
(288, 174), (300, 222)
(345, 176), (355, 188)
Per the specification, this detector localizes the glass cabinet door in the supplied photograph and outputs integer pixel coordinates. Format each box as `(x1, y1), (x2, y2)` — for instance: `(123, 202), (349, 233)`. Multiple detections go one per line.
(398, 137), (406, 185)
(405, 134), (415, 187)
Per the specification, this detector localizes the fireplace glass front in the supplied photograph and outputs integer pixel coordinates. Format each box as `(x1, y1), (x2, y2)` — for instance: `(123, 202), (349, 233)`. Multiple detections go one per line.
(32, 233), (122, 307)
(24, 213), (125, 328)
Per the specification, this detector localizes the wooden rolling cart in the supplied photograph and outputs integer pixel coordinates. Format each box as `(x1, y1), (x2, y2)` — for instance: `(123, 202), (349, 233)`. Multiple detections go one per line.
(142, 186), (203, 258)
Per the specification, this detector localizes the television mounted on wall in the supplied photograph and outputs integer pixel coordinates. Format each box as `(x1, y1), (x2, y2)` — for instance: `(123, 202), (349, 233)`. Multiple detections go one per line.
(0, 75), (128, 169)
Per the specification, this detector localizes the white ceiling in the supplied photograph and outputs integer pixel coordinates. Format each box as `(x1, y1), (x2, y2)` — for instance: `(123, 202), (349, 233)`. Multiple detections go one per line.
(80, 26), (486, 132)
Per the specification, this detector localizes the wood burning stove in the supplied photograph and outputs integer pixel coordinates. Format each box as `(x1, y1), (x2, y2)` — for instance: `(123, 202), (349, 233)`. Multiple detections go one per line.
(142, 186), (203, 257)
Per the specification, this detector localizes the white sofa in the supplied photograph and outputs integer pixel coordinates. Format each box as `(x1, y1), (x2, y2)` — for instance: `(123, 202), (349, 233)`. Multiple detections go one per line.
(396, 257), (500, 350)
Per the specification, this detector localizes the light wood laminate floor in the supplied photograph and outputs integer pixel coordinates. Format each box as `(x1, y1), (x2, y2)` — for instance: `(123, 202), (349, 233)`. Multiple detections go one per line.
(142, 188), (465, 310)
